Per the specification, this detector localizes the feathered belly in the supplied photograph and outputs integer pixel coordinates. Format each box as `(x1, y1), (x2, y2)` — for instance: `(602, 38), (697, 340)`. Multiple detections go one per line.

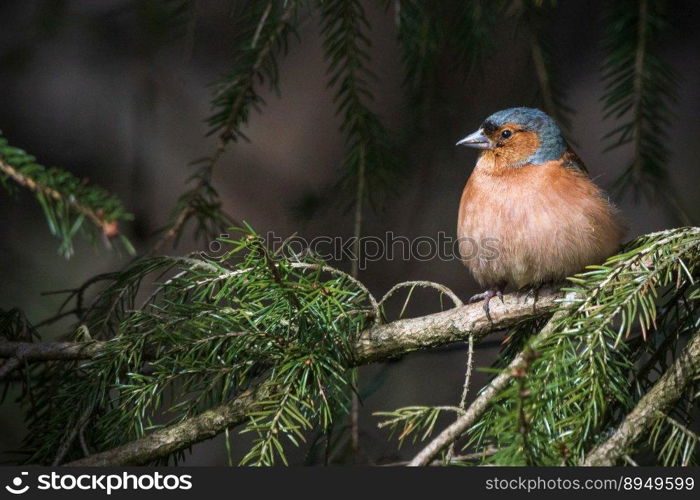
(457, 163), (624, 288)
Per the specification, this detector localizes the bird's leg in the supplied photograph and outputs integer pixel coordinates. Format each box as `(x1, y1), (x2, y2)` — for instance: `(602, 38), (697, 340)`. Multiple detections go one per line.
(468, 282), (507, 322)
(531, 285), (539, 313)
(519, 283), (544, 313)
(496, 287), (505, 304)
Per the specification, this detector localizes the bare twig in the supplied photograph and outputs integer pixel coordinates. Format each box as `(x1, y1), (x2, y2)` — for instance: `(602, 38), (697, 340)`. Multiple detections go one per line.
(379, 281), (463, 310)
(349, 145), (367, 456)
(457, 334), (475, 411)
(53, 407), (93, 466)
(0, 357), (21, 380)
(380, 446), (499, 466)
(79, 422), (92, 458)
(446, 332), (474, 462)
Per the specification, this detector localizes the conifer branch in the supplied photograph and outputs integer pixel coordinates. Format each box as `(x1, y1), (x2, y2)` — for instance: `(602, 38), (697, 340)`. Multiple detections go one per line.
(601, 0), (686, 220)
(1, 287), (559, 465)
(582, 327), (700, 466)
(319, 0), (398, 455)
(319, 0), (399, 210)
(66, 383), (272, 466)
(406, 302), (576, 466)
(407, 227), (700, 466)
(394, 0), (440, 94)
(5, 228), (696, 466)
(155, 1), (300, 250)
(1, 161), (105, 231)
(522, 1), (574, 133)
(0, 133), (133, 257)
(0, 285), (559, 367)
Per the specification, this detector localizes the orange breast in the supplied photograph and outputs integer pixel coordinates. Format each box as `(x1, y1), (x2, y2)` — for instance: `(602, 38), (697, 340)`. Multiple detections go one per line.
(457, 153), (625, 288)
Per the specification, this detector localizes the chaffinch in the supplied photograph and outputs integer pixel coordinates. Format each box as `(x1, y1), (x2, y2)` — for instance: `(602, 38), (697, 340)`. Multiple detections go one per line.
(456, 107), (626, 319)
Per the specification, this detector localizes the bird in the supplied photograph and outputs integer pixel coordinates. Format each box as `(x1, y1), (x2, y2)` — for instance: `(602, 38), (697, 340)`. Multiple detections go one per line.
(456, 107), (626, 320)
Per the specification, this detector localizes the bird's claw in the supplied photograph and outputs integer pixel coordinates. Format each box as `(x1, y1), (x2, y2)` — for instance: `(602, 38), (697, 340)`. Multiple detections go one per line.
(522, 284), (543, 313)
(469, 283), (506, 322)
(531, 286), (539, 314)
(483, 300), (493, 323)
(468, 291), (490, 303)
(518, 285), (540, 312)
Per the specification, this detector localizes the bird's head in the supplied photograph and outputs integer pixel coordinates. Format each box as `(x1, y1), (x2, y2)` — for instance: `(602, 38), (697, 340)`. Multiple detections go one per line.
(456, 107), (566, 167)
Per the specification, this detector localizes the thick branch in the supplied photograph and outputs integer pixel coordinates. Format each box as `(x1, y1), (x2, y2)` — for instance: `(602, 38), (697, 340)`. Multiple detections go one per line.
(0, 340), (106, 363)
(17, 286), (560, 466)
(0, 285), (561, 367)
(67, 384), (271, 466)
(582, 327), (700, 466)
(355, 284), (560, 364)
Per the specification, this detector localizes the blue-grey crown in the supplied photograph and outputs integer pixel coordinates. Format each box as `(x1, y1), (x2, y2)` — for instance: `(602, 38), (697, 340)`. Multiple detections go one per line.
(482, 107), (566, 164)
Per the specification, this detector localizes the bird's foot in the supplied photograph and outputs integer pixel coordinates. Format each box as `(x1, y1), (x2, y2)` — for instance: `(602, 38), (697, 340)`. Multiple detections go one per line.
(469, 283), (507, 322)
(519, 283), (545, 313)
(468, 291), (492, 303)
(531, 286), (539, 314)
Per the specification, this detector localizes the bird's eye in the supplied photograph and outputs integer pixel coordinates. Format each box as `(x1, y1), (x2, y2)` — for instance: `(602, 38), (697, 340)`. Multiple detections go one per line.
(501, 129), (512, 139)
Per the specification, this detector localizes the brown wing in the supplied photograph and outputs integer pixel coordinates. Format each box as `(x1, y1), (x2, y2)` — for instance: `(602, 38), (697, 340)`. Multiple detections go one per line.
(560, 148), (588, 174)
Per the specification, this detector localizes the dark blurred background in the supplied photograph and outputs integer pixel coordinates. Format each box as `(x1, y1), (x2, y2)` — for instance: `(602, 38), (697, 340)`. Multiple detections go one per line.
(1, 0), (699, 464)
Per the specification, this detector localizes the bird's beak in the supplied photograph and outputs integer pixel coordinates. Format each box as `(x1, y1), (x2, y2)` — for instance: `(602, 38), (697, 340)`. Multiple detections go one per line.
(456, 129), (491, 149)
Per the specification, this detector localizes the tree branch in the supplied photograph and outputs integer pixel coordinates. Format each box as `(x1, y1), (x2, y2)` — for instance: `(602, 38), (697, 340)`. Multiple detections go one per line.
(0, 158), (120, 237)
(1, 285), (561, 368)
(67, 383), (272, 466)
(406, 295), (578, 466)
(0, 357), (21, 379)
(581, 327), (700, 466)
(0, 340), (106, 363)
(153, 1), (298, 252)
(0, 285), (561, 465)
(355, 284), (560, 363)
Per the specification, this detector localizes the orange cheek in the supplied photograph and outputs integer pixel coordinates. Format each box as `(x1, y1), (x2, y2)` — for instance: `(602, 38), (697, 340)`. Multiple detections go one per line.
(494, 131), (540, 165)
